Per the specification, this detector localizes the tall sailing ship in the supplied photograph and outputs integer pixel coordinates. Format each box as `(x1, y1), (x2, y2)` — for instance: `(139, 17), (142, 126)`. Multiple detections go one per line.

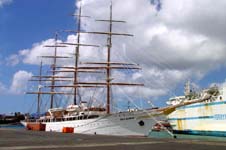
(21, 1), (165, 136)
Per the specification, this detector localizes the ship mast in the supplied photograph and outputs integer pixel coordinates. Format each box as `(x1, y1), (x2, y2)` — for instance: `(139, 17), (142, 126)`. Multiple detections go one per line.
(184, 80), (191, 97)
(60, 1), (102, 105)
(29, 2), (143, 114)
(27, 33), (71, 109)
(106, 2), (113, 114)
(73, 2), (82, 105)
(50, 32), (58, 108)
(45, 32), (63, 108)
(95, 2), (137, 114)
(37, 61), (43, 115)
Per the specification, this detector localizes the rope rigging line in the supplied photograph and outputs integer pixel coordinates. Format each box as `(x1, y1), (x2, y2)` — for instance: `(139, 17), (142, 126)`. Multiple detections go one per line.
(116, 87), (177, 138)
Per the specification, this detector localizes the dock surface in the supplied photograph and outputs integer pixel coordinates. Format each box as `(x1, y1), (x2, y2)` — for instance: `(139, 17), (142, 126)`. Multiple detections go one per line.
(1, 128), (226, 150)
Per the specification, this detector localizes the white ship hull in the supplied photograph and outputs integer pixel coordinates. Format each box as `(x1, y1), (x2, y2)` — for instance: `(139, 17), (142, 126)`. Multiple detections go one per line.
(22, 110), (163, 136)
(168, 100), (226, 136)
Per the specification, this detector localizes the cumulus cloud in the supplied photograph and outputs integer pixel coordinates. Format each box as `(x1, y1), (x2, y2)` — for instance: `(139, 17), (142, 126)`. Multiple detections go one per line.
(0, 0), (12, 7)
(0, 71), (32, 95)
(18, 35), (100, 66)
(9, 70), (33, 94)
(78, 0), (226, 96)
(14, 0), (226, 103)
(6, 54), (20, 66)
(21, 37), (74, 65)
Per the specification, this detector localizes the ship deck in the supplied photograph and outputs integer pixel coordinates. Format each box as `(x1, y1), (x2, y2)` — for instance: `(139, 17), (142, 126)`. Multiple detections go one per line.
(1, 128), (226, 150)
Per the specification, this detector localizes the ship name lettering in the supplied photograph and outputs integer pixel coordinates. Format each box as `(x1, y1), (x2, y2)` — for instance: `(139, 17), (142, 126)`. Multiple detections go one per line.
(120, 117), (134, 121)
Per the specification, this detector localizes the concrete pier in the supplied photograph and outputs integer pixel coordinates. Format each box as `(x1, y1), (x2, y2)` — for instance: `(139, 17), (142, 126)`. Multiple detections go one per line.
(1, 128), (226, 150)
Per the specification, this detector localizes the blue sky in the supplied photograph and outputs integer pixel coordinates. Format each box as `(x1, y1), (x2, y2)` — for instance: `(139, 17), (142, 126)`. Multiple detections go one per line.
(0, 0), (75, 113)
(1, 0), (226, 114)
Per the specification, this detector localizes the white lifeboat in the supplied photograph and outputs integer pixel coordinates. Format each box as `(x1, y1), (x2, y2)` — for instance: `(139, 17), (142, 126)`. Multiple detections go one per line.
(66, 104), (80, 112)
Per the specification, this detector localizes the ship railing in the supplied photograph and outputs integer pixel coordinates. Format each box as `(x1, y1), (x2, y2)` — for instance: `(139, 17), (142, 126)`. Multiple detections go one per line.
(203, 96), (218, 103)
(38, 114), (100, 123)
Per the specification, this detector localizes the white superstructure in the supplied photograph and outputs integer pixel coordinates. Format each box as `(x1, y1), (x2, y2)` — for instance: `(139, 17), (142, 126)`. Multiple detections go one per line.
(167, 82), (226, 136)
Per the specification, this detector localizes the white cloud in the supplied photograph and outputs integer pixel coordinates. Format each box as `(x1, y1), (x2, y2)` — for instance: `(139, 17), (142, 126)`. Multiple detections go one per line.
(14, 0), (226, 102)
(78, 0), (226, 97)
(19, 36), (81, 66)
(6, 54), (20, 66)
(160, 0), (226, 42)
(0, 0), (12, 7)
(9, 70), (33, 94)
